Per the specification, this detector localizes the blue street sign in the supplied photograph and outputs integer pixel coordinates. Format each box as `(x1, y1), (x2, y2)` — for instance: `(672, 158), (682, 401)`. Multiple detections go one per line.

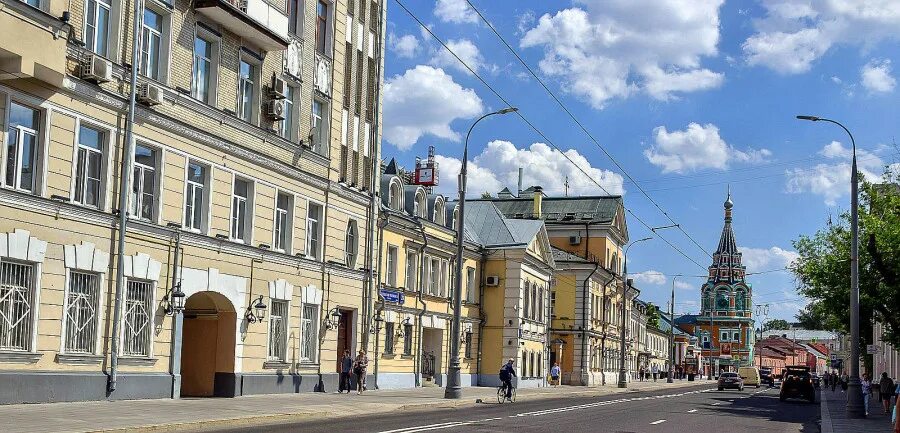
(380, 289), (405, 305)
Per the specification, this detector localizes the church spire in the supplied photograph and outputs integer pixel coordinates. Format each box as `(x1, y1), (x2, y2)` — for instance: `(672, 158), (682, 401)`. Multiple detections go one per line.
(716, 187), (738, 255)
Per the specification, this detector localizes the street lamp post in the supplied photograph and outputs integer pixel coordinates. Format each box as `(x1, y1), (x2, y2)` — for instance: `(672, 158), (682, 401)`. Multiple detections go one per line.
(445, 107), (518, 399)
(618, 237), (652, 388)
(667, 275), (680, 383)
(795, 115), (864, 418)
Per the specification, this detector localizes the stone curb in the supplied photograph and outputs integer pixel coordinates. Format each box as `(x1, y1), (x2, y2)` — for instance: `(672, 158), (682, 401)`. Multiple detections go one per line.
(86, 382), (711, 433)
(821, 390), (833, 433)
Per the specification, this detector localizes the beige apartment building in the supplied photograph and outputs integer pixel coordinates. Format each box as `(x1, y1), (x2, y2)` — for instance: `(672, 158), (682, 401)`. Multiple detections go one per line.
(0, 0), (385, 403)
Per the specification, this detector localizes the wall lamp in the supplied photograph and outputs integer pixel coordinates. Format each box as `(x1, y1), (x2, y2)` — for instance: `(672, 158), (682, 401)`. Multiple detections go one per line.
(162, 282), (186, 315)
(323, 307), (343, 330)
(244, 295), (267, 324)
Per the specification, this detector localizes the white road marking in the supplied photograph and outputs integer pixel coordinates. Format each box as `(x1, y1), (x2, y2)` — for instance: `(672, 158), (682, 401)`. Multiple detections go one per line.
(712, 402), (721, 405)
(688, 409), (697, 413)
(650, 420), (667, 425)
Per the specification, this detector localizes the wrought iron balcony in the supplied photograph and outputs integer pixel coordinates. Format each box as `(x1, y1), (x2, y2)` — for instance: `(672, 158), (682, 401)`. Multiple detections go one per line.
(194, 0), (289, 51)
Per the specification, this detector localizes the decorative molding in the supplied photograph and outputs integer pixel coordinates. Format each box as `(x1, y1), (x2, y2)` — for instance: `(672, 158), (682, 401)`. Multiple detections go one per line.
(123, 252), (162, 282)
(268, 279), (294, 301)
(63, 242), (110, 273)
(263, 361), (291, 370)
(0, 351), (43, 364)
(0, 229), (48, 263)
(117, 357), (159, 367)
(300, 285), (323, 305)
(55, 353), (104, 365)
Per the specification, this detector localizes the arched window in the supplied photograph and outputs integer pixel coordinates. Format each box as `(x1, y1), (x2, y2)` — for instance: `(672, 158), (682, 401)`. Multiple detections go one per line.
(531, 284), (538, 320)
(414, 190), (426, 218)
(452, 207), (459, 231)
(735, 290), (745, 310)
(345, 220), (358, 268)
(611, 253), (618, 273)
(389, 181), (402, 211)
(433, 199), (445, 225)
(716, 291), (729, 310)
(523, 281), (530, 320)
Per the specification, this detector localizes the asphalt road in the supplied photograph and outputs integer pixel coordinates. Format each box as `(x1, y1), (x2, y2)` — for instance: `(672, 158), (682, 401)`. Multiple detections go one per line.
(205, 384), (819, 433)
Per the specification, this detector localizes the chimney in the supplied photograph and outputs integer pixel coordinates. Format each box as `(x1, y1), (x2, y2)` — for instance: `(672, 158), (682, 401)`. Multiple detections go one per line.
(517, 168), (523, 197)
(532, 186), (543, 218)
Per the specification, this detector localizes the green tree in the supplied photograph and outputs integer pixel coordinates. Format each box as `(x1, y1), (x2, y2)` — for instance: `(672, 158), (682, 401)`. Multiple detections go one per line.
(480, 192), (493, 199)
(763, 319), (790, 331)
(795, 303), (828, 330)
(646, 303), (661, 329)
(791, 171), (900, 347)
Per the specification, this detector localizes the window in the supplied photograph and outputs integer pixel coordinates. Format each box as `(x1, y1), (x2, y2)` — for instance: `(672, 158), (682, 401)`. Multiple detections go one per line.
(345, 220), (358, 267)
(140, 8), (162, 80)
(550, 290), (556, 318)
(440, 260), (448, 298)
(403, 323), (412, 355)
(73, 125), (104, 208)
(465, 267), (475, 303)
(733, 332), (740, 342)
(274, 192), (292, 252)
(84, 0), (110, 57)
(404, 251), (417, 290)
(184, 162), (206, 231)
(64, 271), (100, 353)
(23, 0), (40, 7)
(523, 283), (530, 320)
(464, 331), (472, 358)
(0, 260), (36, 351)
(355, 50), (363, 113)
(429, 257), (439, 296)
(4, 102), (40, 192)
(386, 245), (398, 287)
(721, 331), (728, 342)
(131, 144), (157, 220)
(384, 322), (394, 354)
(716, 292), (728, 309)
(268, 299), (288, 361)
(366, 57), (376, 120)
(230, 178), (252, 242)
(343, 42), (352, 109)
(192, 36), (213, 103)
(537, 287), (543, 322)
(388, 181), (401, 210)
(316, 0), (328, 54)
(281, 86), (295, 139)
(288, 0), (303, 35)
(238, 60), (256, 122)
(305, 202), (323, 259)
(433, 200), (444, 225)
(300, 303), (318, 361)
(310, 99), (328, 155)
(123, 279), (153, 356)
(414, 191), (425, 218)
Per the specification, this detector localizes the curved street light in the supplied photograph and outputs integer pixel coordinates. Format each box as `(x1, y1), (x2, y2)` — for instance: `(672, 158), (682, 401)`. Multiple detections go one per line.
(618, 236), (653, 388)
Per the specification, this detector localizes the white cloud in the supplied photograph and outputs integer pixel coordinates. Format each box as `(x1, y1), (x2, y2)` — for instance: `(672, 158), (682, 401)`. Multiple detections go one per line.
(738, 246), (799, 273)
(674, 280), (694, 291)
(434, 140), (625, 198)
(434, 0), (477, 24)
(382, 66), (483, 150)
(389, 33), (420, 59)
(429, 39), (494, 75)
(644, 123), (772, 174)
(861, 59), (896, 93)
(743, 0), (900, 74)
(785, 141), (890, 205)
(516, 10), (536, 35)
(519, 0), (725, 108)
(632, 270), (666, 286)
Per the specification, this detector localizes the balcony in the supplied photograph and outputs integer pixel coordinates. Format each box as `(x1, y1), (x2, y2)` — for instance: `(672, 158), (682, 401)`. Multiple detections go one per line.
(0, 0), (68, 87)
(194, 0), (288, 51)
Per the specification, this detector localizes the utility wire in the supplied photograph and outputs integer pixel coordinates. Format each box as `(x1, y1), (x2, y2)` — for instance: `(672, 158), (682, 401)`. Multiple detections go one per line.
(464, 0), (713, 260)
(392, 0), (708, 271)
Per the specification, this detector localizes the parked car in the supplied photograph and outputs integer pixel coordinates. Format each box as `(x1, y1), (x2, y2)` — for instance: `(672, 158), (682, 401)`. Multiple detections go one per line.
(718, 372), (745, 391)
(738, 367), (761, 388)
(780, 366), (816, 403)
(760, 367), (774, 386)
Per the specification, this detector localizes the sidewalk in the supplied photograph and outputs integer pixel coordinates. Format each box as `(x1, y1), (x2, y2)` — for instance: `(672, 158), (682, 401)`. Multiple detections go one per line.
(5, 378), (709, 433)
(820, 387), (894, 433)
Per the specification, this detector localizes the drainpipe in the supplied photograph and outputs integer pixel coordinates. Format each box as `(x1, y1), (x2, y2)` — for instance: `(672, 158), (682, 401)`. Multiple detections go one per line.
(581, 262), (599, 386)
(413, 218), (428, 387)
(599, 273), (615, 386)
(475, 249), (486, 386)
(167, 225), (184, 398)
(108, 0), (145, 394)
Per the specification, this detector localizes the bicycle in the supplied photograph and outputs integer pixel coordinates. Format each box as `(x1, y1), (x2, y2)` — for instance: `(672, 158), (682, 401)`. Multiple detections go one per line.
(497, 384), (517, 404)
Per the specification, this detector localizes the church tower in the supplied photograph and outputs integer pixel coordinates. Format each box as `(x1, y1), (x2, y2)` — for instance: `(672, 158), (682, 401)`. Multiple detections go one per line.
(698, 189), (755, 375)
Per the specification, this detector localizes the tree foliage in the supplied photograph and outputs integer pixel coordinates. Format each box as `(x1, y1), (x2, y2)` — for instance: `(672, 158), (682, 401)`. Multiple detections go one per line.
(480, 191), (493, 199)
(646, 303), (661, 329)
(763, 319), (790, 331)
(791, 171), (900, 347)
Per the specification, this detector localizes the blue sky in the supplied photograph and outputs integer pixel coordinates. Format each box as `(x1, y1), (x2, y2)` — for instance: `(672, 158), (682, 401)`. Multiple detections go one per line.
(379, 0), (900, 322)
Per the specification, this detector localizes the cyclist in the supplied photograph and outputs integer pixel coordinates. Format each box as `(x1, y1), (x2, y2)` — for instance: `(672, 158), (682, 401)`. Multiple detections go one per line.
(499, 358), (517, 400)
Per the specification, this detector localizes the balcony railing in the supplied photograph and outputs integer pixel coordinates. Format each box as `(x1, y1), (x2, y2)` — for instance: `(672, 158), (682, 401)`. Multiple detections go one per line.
(194, 0), (288, 51)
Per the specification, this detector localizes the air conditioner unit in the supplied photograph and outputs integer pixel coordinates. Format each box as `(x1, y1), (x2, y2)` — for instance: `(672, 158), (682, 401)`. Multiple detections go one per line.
(569, 234), (581, 245)
(265, 99), (286, 120)
(80, 54), (113, 83)
(269, 76), (288, 99)
(485, 276), (499, 286)
(137, 82), (163, 106)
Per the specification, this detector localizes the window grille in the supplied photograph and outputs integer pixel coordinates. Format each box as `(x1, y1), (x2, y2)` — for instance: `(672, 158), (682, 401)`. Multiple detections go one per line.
(300, 303), (318, 361)
(403, 323), (413, 355)
(268, 299), (288, 361)
(384, 322), (394, 354)
(123, 279), (153, 356)
(65, 271), (100, 353)
(0, 260), (35, 351)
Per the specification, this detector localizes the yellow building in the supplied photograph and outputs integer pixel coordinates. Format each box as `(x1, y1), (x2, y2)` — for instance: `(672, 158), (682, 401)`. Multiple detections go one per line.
(0, 0), (385, 403)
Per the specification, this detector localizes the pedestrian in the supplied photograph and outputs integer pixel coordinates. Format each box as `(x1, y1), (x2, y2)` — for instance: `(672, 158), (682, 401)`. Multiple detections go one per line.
(639, 365), (645, 382)
(831, 372), (838, 392)
(862, 373), (872, 416)
(823, 372), (829, 389)
(880, 372), (895, 414)
(651, 364), (659, 382)
(841, 373), (849, 392)
(550, 362), (561, 387)
(354, 350), (369, 395)
(338, 350), (353, 393)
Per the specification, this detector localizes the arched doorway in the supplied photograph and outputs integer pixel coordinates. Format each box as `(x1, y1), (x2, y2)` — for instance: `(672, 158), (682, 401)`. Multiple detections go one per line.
(180, 291), (237, 397)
